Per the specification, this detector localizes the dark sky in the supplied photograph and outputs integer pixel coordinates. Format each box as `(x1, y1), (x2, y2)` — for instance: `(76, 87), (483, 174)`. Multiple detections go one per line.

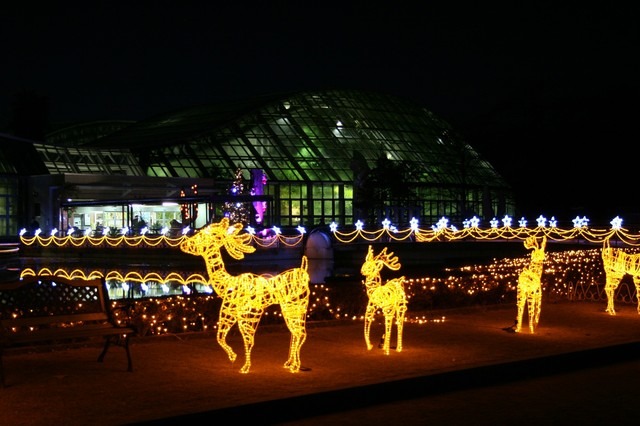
(2, 2), (638, 224)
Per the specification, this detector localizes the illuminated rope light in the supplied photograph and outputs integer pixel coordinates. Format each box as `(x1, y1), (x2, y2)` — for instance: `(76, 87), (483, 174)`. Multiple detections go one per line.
(330, 215), (640, 245)
(20, 267), (209, 286)
(19, 230), (304, 249)
(360, 246), (408, 354)
(515, 236), (546, 333)
(19, 215), (640, 248)
(601, 237), (640, 315)
(179, 218), (311, 373)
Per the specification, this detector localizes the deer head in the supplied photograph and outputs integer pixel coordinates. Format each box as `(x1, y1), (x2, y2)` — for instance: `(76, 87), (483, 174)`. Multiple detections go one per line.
(361, 245), (402, 277)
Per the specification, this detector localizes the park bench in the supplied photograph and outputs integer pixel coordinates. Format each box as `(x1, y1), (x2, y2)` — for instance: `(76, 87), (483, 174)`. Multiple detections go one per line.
(0, 275), (135, 386)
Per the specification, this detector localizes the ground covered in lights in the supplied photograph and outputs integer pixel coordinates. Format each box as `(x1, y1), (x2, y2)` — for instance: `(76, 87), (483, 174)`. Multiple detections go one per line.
(119, 246), (637, 337)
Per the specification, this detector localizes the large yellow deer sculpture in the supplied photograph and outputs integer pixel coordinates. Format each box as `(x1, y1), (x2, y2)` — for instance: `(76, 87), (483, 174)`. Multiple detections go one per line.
(515, 236), (546, 333)
(179, 218), (310, 373)
(601, 237), (640, 315)
(360, 245), (408, 355)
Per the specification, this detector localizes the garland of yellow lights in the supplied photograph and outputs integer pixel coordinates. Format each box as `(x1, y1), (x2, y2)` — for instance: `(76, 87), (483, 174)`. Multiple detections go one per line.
(178, 218), (311, 374)
(20, 267), (209, 286)
(21, 216), (640, 248)
(515, 236), (546, 333)
(360, 245), (408, 355)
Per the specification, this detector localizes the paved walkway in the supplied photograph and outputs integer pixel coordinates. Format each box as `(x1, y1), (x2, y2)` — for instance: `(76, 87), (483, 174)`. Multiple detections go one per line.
(1, 301), (639, 425)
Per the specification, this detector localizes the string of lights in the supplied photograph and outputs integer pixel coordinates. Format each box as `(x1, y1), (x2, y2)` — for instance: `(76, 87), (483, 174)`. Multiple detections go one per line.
(19, 215), (640, 248)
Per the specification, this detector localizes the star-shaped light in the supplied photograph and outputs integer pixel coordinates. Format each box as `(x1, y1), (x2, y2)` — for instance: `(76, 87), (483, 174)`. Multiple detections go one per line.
(469, 216), (480, 228)
(296, 226), (306, 234)
(490, 217), (499, 228)
(409, 217), (419, 232)
(271, 226), (281, 235)
(610, 216), (623, 230)
(536, 215), (547, 227)
(572, 216), (589, 228)
(355, 220), (364, 231)
(246, 226), (256, 235)
(435, 217), (449, 230)
(501, 215), (512, 227)
(330, 221), (338, 232)
(518, 217), (527, 228)
(549, 217), (558, 228)
(381, 218), (391, 229)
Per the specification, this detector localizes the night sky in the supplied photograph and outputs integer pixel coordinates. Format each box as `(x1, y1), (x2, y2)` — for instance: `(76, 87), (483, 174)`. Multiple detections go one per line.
(2, 2), (638, 225)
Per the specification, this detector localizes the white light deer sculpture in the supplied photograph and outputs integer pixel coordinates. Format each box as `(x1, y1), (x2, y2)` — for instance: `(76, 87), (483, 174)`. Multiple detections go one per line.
(360, 245), (408, 355)
(179, 218), (310, 373)
(515, 235), (546, 333)
(601, 237), (640, 315)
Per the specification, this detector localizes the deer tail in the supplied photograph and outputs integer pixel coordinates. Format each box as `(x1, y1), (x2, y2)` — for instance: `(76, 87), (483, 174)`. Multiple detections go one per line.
(300, 255), (308, 271)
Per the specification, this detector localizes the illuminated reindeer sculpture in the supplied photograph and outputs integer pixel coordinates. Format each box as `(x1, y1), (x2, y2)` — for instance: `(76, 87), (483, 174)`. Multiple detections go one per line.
(601, 237), (640, 315)
(180, 218), (310, 373)
(360, 245), (408, 355)
(515, 236), (547, 333)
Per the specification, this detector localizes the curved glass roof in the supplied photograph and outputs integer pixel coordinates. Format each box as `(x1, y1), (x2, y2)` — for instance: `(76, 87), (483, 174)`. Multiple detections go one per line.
(93, 89), (510, 191)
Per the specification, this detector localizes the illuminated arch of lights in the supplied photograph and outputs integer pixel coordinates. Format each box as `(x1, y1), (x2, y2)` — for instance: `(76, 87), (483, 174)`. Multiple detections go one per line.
(19, 267), (209, 286)
(19, 223), (304, 248)
(20, 215), (640, 248)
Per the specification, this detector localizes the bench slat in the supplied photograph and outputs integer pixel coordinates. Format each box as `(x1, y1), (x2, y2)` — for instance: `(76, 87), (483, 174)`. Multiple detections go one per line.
(4, 323), (134, 344)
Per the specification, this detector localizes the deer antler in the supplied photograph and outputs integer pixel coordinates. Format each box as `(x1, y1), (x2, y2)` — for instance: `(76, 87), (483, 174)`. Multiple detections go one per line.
(220, 219), (255, 260)
(376, 247), (401, 271)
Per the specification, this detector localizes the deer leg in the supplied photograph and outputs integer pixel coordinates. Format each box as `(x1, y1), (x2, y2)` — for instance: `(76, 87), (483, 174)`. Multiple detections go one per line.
(604, 271), (623, 315)
(284, 330), (306, 373)
(633, 276), (640, 314)
(237, 315), (260, 374)
(527, 291), (538, 333)
(364, 304), (376, 350)
(216, 305), (237, 362)
(382, 313), (393, 355)
(395, 304), (407, 352)
(282, 306), (307, 372)
(531, 287), (542, 332)
(515, 281), (527, 333)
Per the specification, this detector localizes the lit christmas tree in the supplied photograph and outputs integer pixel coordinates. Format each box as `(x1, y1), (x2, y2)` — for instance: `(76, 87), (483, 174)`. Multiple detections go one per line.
(223, 168), (250, 225)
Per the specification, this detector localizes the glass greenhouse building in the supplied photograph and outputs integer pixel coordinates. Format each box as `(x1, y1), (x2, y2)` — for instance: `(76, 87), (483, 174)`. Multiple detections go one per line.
(0, 89), (514, 238)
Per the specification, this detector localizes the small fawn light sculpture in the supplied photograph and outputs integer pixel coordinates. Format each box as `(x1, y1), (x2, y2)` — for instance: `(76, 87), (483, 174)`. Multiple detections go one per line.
(180, 218), (310, 373)
(360, 245), (408, 355)
(515, 236), (546, 333)
(601, 237), (640, 315)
